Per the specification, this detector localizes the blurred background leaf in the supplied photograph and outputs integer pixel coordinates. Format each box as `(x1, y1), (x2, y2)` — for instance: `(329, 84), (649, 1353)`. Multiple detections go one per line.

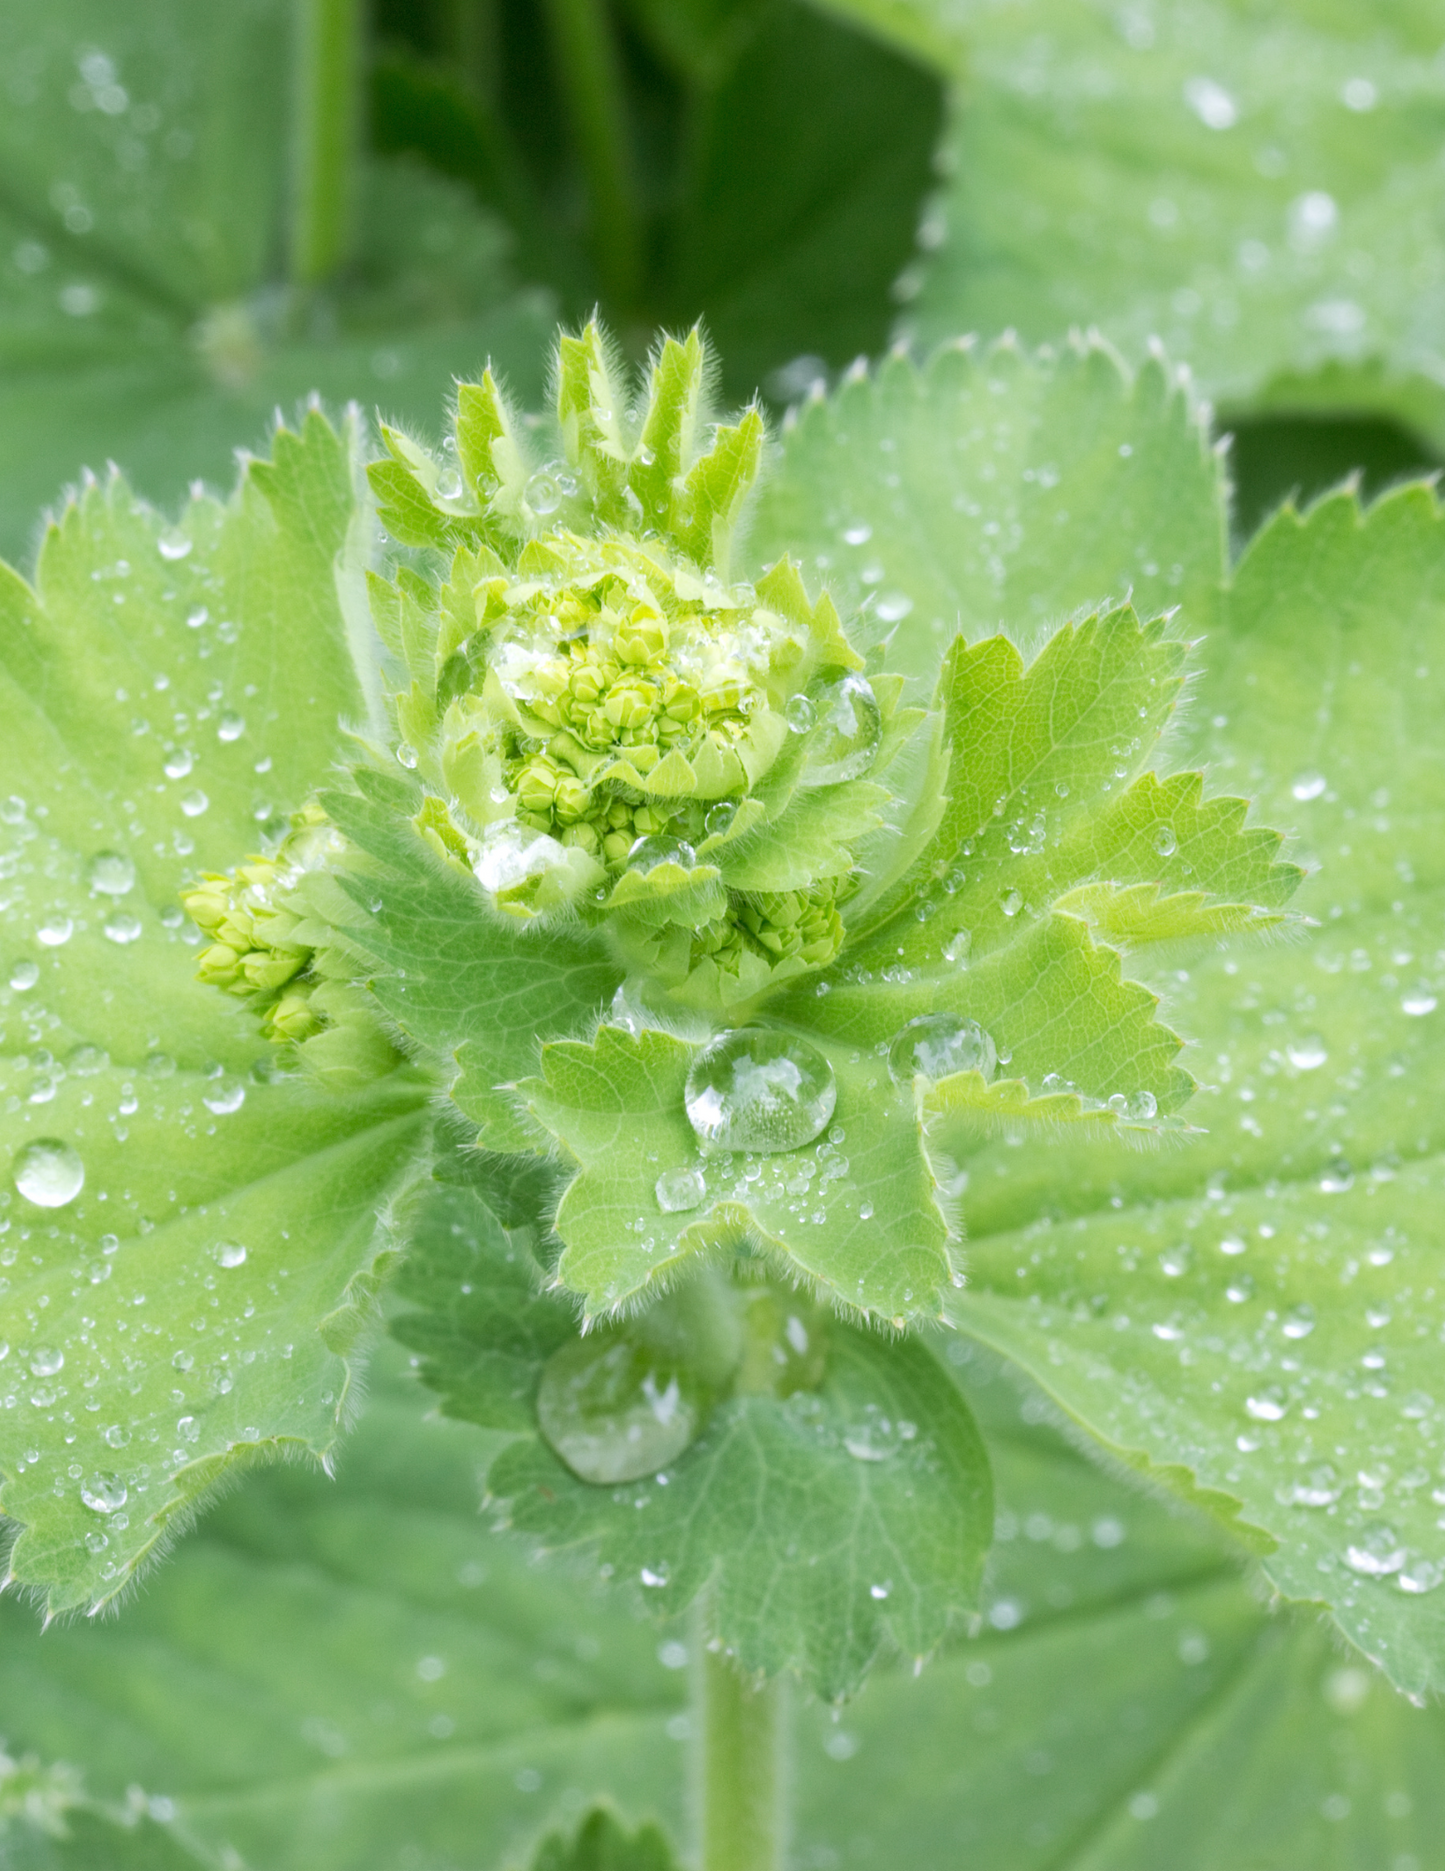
(4, 1339), (1444, 1869)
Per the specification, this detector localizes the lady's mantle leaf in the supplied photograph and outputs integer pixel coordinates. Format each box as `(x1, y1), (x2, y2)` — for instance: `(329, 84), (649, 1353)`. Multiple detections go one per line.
(747, 337), (1225, 682)
(525, 1807), (680, 1871)
(823, 0), (1445, 444)
(946, 483), (1445, 1698)
(314, 783), (621, 1153)
(517, 1026), (953, 1325)
(396, 1184), (990, 1699)
(0, 418), (431, 1614)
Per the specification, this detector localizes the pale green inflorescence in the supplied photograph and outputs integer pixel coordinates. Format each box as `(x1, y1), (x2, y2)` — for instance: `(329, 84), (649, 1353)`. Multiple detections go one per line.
(369, 322), (892, 1010)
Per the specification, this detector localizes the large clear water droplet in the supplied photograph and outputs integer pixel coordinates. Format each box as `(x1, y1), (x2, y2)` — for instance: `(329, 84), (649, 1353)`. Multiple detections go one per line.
(81, 1473), (128, 1514)
(801, 673), (882, 784)
(28, 1347), (63, 1376)
(685, 1030), (836, 1153)
(525, 468), (561, 515)
(537, 1334), (705, 1485)
(887, 1013), (996, 1084)
(87, 851), (136, 896)
(213, 1240), (248, 1268)
(14, 1140), (85, 1207)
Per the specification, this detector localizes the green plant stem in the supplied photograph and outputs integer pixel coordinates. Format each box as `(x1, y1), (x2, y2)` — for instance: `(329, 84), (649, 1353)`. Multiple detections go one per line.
(540, 0), (642, 310)
(289, 0), (364, 287)
(695, 1620), (788, 1871)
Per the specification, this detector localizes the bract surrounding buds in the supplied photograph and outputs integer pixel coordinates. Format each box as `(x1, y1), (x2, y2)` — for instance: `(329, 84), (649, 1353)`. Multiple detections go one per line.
(364, 323), (895, 1004)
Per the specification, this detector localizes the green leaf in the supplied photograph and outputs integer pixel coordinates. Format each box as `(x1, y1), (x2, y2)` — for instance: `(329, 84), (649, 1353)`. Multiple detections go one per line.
(399, 1183), (990, 1698)
(818, 0), (1445, 446)
(523, 1806), (681, 1871)
(0, 419), (433, 1612)
(747, 339), (1226, 683)
(0, 1342), (689, 1871)
(313, 783), (621, 1152)
(943, 482), (1445, 1698)
(796, 1348), (1445, 1871)
(0, 0), (555, 563)
(5, 1323), (1445, 1869)
(519, 1024), (954, 1323)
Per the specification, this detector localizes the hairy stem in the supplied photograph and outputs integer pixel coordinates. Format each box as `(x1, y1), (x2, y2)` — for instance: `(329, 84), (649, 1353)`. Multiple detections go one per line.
(288, 0), (364, 287)
(540, 0), (642, 309)
(695, 1618), (788, 1871)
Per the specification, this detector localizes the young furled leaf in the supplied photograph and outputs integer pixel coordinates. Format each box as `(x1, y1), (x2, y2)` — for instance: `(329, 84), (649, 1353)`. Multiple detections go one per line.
(522, 1806), (680, 1871)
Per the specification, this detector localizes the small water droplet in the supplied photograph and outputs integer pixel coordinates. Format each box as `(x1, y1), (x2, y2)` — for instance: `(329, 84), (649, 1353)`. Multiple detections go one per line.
(843, 1405), (910, 1462)
(1291, 772), (1327, 801)
(1287, 1036), (1327, 1070)
(213, 1240), (248, 1268)
(859, 1201), (875, 1221)
(180, 788), (209, 818)
(842, 522), (872, 546)
(1153, 826), (1178, 857)
(157, 528), (193, 561)
(1225, 1274), (1254, 1302)
(1402, 991), (1437, 1017)
(29, 1347), (63, 1376)
(396, 744), (419, 770)
(704, 800), (738, 839)
(1282, 1304), (1316, 1339)
(784, 694), (816, 733)
(163, 748), (193, 780)
(436, 467), (464, 501)
(103, 912), (142, 945)
(684, 1030), (836, 1154)
(9, 959), (39, 991)
(202, 1079), (246, 1115)
(525, 469), (561, 515)
(1397, 1557), (1444, 1595)
(14, 1140), (85, 1207)
(800, 673), (882, 784)
(217, 712), (245, 742)
(887, 1013), (996, 1084)
(869, 1580), (892, 1600)
(654, 1167), (706, 1214)
(1345, 1523), (1405, 1577)
(1246, 1387), (1288, 1422)
(999, 889), (1023, 918)
(87, 851), (136, 896)
(102, 1424), (130, 1448)
(1158, 1243), (1192, 1277)
(36, 915), (73, 947)
(81, 1472), (128, 1514)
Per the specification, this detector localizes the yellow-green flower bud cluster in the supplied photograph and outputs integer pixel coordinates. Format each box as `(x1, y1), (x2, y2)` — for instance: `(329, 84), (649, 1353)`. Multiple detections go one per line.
(479, 547), (784, 869)
(693, 881), (846, 976)
(181, 806), (336, 1043)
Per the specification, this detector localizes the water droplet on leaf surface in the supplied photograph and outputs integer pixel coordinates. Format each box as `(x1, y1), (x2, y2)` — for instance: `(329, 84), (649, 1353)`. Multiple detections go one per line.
(29, 1347), (63, 1376)
(684, 1030), (836, 1153)
(87, 851), (135, 896)
(784, 694), (815, 733)
(1291, 772), (1327, 801)
(14, 1140), (84, 1207)
(1345, 1523), (1406, 1576)
(213, 1240), (248, 1268)
(655, 1167), (706, 1213)
(157, 528), (192, 560)
(801, 673), (881, 784)
(627, 835), (697, 875)
(537, 1334), (705, 1485)
(887, 1013), (996, 1084)
(81, 1473), (128, 1514)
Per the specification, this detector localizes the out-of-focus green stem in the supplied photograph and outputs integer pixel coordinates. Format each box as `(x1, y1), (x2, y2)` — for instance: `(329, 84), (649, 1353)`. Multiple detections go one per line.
(696, 1616), (788, 1871)
(541, 0), (642, 309)
(288, 0), (364, 287)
